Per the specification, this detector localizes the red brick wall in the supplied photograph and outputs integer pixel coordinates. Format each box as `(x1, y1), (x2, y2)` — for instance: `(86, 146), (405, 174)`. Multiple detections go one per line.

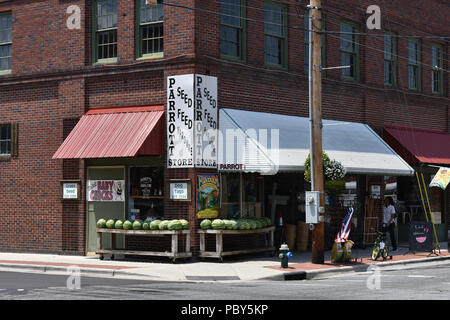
(0, 0), (448, 254)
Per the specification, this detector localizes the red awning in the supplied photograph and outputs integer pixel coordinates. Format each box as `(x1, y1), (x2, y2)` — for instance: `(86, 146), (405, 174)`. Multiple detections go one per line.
(53, 106), (164, 159)
(384, 124), (450, 165)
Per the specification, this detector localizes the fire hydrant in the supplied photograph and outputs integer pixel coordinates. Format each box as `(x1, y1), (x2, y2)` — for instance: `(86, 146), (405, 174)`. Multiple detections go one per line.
(279, 243), (292, 268)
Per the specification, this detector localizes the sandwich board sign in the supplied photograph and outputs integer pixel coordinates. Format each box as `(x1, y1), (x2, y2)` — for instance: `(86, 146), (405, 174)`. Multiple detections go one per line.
(409, 221), (433, 252)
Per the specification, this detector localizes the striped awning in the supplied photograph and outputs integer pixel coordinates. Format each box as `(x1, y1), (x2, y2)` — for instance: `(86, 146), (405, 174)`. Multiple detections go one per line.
(52, 106), (164, 159)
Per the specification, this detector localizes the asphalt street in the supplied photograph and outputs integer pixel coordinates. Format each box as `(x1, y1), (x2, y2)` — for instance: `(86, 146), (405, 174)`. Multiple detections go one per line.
(1, 260), (450, 300)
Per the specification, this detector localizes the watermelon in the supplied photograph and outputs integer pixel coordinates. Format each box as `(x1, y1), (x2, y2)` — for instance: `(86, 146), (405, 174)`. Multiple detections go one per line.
(179, 219), (189, 229)
(200, 219), (212, 230)
(259, 218), (267, 227)
(238, 220), (250, 230)
(150, 220), (162, 230)
(168, 220), (183, 230)
(255, 220), (262, 229)
(97, 218), (107, 228)
(105, 219), (115, 229)
(223, 219), (233, 230)
(132, 220), (142, 230)
(159, 220), (170, 230)
(123, 220), (133, 230)
(229, 219), (238, 230)
(114, 220), (124, 229)
(211, 219), (225, 230)
(142, 221), (150, 230)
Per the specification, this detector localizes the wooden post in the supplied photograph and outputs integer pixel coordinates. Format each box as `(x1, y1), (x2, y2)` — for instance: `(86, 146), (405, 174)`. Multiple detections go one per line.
(97, 231), (102, 251)
(172, 233), (179, 256)
(185, 231), (191, 253)
(216, 231), (223, 256)
(310, 0), (325, 264)
(199, 232), (205, 253)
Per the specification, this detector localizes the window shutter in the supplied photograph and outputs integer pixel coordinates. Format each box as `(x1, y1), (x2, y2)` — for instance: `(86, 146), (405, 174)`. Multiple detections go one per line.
(11, 122), (18, 157)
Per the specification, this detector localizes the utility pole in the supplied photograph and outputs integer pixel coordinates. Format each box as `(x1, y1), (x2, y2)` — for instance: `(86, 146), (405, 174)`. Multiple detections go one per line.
(308, 0), (324, 264)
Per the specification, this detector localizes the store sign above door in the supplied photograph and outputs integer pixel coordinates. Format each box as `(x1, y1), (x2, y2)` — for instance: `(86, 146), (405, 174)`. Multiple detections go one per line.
(167, 74), (218, 169)
(87, 180), (125, 202)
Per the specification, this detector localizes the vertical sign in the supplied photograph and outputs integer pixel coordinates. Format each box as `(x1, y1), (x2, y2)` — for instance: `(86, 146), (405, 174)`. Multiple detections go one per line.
(167, 75), (194, 168)
(194, 75), (218, 168)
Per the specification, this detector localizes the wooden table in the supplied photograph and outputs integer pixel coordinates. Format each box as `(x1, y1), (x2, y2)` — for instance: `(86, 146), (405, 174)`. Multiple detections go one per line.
(197, 227), (276, 262)
(96, 228), (192, 263)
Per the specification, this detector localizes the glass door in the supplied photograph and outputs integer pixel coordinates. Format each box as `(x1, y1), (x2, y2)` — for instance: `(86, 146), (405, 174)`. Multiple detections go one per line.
(86, 166), (126, 254)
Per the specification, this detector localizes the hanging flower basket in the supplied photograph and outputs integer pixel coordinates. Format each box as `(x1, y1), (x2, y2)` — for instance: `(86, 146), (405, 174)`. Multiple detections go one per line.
(304, 151), (346, 182)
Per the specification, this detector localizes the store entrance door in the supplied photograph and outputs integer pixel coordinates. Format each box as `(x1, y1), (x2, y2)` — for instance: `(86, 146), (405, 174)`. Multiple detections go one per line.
(86, 166), (126, 254)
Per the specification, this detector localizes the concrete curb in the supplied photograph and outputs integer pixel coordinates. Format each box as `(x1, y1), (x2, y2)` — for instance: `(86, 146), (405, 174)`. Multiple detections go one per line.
(277, 254), (450, 281)
(0, 263), (162, 280)
(0, 253), (449, 282)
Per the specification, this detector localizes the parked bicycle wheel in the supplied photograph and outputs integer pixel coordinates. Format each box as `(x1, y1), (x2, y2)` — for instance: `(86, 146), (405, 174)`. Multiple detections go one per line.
(372, 247), (380, 260)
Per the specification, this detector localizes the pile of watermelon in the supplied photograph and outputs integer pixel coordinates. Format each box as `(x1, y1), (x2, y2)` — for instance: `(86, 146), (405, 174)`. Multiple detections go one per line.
(97, 218), (190, 231)
(200, 217), (272, 230)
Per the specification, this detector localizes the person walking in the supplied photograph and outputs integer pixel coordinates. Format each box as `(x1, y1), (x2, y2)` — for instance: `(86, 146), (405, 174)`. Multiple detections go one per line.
(382, 196), (397, 251)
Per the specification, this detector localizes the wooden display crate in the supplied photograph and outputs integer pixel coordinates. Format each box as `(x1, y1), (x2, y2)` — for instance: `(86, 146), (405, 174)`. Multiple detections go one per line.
(96, 228), (192, 263)
(197, 226), (276, 262)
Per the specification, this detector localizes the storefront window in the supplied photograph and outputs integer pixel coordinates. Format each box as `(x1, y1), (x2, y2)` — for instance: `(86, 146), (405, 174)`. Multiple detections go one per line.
(128, 166), (164, 220)
(220, 173), (262, 219)
(220, 173), (241, 219)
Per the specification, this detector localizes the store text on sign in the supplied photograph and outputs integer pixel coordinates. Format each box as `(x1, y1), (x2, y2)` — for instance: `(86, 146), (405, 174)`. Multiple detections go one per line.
(167, 75), (194, 168)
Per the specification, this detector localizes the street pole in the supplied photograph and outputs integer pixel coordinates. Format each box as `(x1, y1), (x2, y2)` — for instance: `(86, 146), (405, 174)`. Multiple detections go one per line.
(308, 0), (324, 264)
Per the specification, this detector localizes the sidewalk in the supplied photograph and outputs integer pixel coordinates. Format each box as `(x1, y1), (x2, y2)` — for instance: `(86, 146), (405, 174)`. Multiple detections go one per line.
(0, 243), (448, 282)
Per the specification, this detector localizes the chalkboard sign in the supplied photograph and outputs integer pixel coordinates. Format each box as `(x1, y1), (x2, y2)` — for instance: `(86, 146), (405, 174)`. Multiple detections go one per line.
(409, 221), (433, 252)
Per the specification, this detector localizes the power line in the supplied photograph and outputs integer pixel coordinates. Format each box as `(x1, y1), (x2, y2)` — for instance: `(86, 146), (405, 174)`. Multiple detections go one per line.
(322, 4), (450, 45)
(162, 1), (450, 43)
(320, 7), (450, 65)
(201, 54), (450, 103)
(211, 0), (306, 18)
(161, 1), (449, 75)
(325, 32), (450, 74)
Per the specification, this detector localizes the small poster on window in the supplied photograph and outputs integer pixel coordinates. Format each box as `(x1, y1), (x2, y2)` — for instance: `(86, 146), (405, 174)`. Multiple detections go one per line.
(196, 174), (220, 219)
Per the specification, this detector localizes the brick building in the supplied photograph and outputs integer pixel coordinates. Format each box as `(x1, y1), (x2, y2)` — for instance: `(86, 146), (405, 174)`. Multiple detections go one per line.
(0, 0), (448, 255)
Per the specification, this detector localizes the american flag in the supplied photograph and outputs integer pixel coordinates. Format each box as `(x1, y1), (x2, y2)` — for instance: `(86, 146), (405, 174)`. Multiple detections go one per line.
(335, 207), (354, 243)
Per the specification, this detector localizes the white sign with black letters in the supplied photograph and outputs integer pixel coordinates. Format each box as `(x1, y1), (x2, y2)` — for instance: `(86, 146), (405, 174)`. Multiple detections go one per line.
(167, 74), (195, 168)
(194, 75), (218, 168)
(167, 74), (218, 169)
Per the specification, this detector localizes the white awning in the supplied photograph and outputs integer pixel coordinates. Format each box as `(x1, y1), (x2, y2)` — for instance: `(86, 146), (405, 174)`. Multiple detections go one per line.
(218, 108), (414, 176)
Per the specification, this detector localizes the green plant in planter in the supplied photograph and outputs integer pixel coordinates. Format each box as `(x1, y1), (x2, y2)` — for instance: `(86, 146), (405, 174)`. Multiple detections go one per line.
(304, 151), (331, 183)
(304, 151), (346, 183)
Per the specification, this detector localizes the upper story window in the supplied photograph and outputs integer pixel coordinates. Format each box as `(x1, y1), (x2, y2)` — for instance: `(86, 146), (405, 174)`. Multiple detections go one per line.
(0, 12), (12, 74)
(408, 39), (421, 90)
(431, 44), (443, 95)
(0, 124), (11, 155)
(220, 0), (246, 61)
(340, 21), (359, 81)
(384, 33), (397, 86)
(0, 123), (17, 158)
(137, 0), (163, 59)
(93, 0), (118, 63)
(264, 3), (287, 68)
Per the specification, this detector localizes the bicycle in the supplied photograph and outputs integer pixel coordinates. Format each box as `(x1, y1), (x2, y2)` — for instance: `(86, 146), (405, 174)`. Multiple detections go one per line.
(371, 228), (393, 261)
